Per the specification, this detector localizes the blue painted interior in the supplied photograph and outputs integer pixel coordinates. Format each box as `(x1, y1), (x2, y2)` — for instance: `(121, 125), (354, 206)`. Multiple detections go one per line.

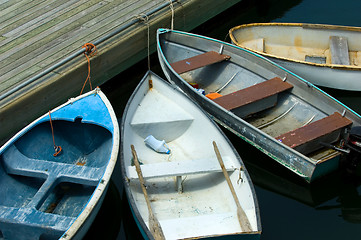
(42, 94), (115, 133)
(14, 119), (112, 167)
(38, 182), (95, 217)
(0, 165), (44, 208)
(0, 93), (114, 240)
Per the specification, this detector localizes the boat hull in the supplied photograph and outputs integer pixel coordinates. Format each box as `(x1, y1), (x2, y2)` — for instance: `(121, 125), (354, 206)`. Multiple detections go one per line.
(121, 71), (261, 239)
(229, 23), (361, 91)
(157, 28), (361, 183)
(0, 89), (119, 240)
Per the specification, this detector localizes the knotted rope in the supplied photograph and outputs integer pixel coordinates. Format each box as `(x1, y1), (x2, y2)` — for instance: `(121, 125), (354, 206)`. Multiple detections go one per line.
(49, 111), (62, 157)
(80, 43), (97, 95)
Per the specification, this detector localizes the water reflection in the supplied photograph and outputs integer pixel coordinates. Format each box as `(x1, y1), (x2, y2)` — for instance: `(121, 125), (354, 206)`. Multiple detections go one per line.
(194, 0), (302, 40)
(224, 124), (361, 220)
(315, 170), (361, 224)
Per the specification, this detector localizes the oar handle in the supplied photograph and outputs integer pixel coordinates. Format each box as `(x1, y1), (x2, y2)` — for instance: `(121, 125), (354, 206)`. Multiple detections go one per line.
(131, 145), (151, 209)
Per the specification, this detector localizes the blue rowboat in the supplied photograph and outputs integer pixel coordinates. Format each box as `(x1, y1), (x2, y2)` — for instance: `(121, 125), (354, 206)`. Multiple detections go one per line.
(0, 88), (119, 240)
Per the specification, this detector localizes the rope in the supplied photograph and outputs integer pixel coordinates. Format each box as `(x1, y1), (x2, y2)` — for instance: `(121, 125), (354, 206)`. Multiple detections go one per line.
(49, 111), (62, 157)
(80, 43), (97, 95)
(135, 14), (150, 70)
(168, 0), (174, 30)
(224, 32), (230, 42)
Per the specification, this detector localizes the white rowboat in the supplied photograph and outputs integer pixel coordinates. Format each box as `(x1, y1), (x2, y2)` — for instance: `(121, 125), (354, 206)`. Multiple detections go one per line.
(229, 23), (361, 91)
(120, 71), (261, 240)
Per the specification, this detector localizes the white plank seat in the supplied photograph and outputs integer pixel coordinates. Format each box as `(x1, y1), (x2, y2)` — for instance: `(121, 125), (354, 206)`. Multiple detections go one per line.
(212, 77), (293, 118)
(170, 51), (231, 74)
(330, 36), (350, 65)
(127, 156), (236, 180)
(275, 112), (353, 154)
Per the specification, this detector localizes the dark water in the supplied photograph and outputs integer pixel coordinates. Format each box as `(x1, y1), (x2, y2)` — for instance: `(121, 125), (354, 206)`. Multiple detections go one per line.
(85, 0), (361, 239)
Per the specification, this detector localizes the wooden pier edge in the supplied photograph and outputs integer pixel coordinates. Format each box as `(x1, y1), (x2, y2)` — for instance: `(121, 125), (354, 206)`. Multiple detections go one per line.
(0, 0), (242, 144)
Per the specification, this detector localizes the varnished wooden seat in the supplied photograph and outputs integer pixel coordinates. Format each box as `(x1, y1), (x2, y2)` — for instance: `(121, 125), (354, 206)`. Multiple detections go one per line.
(276, 112), (352, 154)
(170, 51), (231, 74)
(211, 77), (293, 117)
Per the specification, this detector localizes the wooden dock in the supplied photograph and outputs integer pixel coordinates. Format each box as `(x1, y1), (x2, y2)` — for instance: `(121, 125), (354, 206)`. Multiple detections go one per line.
(0, 0), (242, 143)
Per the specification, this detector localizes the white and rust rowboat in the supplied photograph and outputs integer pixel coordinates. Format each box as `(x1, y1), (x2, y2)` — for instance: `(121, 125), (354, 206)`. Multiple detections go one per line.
(156, 28), (361, 183)
(229, 23), (361, 91)
(120, 70), (261, 240)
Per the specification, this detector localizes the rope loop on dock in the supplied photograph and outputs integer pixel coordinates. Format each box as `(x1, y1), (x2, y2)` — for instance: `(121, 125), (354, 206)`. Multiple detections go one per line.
(80, 43), (97, 95)
(168, 0), (174, 30)
(82, 42), (97, 57)
(135, 14), (151, 70)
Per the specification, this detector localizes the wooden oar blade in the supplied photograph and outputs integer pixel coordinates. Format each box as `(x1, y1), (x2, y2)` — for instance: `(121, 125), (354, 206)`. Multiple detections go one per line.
(149, 212), (165, 240)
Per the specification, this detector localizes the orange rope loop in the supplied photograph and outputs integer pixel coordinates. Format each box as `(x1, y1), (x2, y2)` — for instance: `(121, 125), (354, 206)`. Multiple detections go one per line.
(49, 111), (62, 157)
(80, 43), (97, 95)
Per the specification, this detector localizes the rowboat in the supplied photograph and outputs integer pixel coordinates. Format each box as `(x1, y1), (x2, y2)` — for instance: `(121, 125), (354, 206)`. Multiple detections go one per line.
(0, 88), (119, 240)
(120, 71), (261, 239)
(229, 23), (361, 91)
(156, 28), (361, 183)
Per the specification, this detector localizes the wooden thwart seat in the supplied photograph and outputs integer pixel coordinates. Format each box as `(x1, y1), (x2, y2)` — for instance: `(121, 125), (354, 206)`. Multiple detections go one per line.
(212, 77), (293, 111)
(330, 36), (350, 65)
(127, 156), (236, 179)
(170, 51), (231, 74)
(2, 145), (101, 185)
(276, 112), (352, 154)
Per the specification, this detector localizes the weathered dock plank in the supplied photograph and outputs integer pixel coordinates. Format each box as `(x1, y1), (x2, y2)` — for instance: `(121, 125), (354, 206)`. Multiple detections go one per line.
(0, 0), (242, 144)
(1, 1), (79, 39)
(0, 0), (47, 28)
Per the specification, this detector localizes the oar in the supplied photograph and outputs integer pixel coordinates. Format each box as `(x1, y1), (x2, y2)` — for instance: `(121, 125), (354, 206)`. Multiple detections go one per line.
(131, 145), (165, 240)
(212, 141), (252, 232)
